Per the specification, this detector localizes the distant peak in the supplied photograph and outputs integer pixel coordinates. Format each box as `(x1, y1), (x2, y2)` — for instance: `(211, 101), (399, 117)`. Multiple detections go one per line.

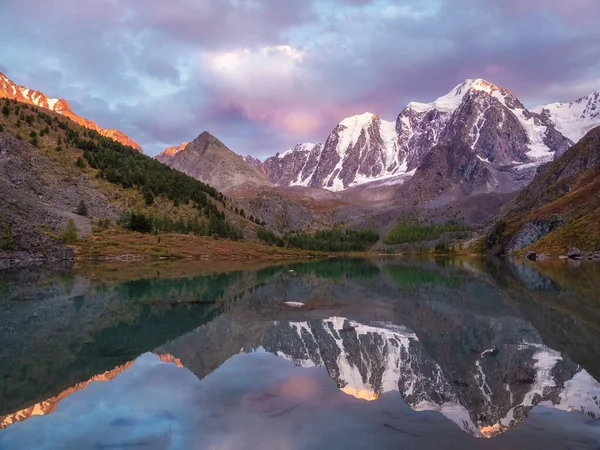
(194, 131), (222, 143)
(161, 142), (188, 157)
(277, 142), (320, 159)
(453, 78), (501, 96)
(339, 112), (377, 128)
(407, 78), (506, 114)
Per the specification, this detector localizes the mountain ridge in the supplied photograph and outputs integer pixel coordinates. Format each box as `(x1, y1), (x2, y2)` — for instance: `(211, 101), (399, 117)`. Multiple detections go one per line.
(0, 72), (142, 151)
(254, 79), (593, 192)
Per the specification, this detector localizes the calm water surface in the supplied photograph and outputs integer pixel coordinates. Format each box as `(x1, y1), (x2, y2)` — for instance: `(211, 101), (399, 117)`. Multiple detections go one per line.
(1, 257), (600, 449)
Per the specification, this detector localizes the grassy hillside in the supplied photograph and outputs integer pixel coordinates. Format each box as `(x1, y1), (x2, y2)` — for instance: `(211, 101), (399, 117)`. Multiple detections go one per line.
(486, 127), (600, 255)
(0, 98), (268, 261)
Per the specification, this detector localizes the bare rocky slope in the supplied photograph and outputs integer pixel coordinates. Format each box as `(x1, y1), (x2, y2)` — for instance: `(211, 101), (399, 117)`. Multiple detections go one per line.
(0, 72), (141, 151)
(155, 132), (273, 193)
(0, 134), (118, 264)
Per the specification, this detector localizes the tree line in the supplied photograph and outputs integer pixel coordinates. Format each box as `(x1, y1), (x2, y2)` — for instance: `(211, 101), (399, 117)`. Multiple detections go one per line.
(257, 228), (379, 252)
(118, 210), (242, 240)
(384, 217), (467, 245)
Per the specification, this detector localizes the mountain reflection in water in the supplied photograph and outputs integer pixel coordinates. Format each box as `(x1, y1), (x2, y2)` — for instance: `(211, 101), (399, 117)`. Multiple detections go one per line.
(1, 257), (600, 449)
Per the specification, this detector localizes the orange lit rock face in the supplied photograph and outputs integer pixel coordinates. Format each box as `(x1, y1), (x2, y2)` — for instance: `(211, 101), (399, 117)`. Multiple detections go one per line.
(340, 387), (379, 401)
(0, 360), (135, 429)
(161, 142), (188, 158)
(0, 353), (184, 430)
(155, 353), (184, 367)
(479, 423), (507, 438)
(0, 72), (142, 152)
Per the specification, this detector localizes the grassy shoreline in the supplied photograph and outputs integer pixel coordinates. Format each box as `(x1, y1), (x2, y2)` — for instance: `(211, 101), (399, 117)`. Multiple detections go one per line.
(73, 230), (326, 262)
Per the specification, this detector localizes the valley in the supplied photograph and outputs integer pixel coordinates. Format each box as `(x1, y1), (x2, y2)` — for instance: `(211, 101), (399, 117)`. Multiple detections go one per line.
(2, 2), (600, 448)
(1, 72), (599, 266)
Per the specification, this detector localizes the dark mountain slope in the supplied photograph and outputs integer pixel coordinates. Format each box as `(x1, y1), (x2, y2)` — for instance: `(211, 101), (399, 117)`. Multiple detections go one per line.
(486, 126), (600, 254)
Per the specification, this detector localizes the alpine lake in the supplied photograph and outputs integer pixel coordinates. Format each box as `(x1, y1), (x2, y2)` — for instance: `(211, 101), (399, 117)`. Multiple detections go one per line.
(1, 257), (599, 449)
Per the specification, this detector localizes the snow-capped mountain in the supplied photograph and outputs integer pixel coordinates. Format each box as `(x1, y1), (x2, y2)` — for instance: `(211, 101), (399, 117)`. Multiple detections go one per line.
(262, 142), (324, 187)
(532, 91), (600, 142)
(0, 72), (142, 151)
(262, 79), (581, 191)
(263, 113), (404, 190)
(257, 317), (600, 438)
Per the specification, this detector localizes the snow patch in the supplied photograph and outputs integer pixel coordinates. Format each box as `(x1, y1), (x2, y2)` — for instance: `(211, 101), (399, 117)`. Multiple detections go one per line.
(47, 98), (59, 110)
(278, 143), (317, 159)
(282, 302), (305, 308)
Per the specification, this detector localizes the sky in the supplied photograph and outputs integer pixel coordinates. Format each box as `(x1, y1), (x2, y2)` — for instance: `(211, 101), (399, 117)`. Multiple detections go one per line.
(1, 0), (599, 158)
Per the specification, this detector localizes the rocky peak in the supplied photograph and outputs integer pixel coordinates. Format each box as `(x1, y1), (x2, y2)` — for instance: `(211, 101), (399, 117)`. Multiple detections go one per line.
(261, 143), (324, 187)
(155, 131), (272, 192)
(0, 71), (142, 152)
(158, 142), (188, 160)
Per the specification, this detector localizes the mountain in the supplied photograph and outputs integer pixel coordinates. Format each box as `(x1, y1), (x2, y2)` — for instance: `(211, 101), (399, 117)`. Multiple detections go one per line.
(486, 126), (600, 255)
(533, 91), (600, 143)
(155, 132), (272, 192)
(261, 143), (324, 187)
(0, 72), (142, 151)
(261, 79), (576, 191)
(0, 98), (259, 264)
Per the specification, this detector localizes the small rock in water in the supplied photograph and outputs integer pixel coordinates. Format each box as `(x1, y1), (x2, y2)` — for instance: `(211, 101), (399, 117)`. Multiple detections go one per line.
(567, 247), (582, 259)
(593, 252), (600, 261)
(526, 252), (537, 261)
(283, 301), (304, 308)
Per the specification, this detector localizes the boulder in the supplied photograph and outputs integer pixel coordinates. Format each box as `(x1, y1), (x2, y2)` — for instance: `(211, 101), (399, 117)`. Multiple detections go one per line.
(526, 252), (537, 261)
(567, 248), (582, 259)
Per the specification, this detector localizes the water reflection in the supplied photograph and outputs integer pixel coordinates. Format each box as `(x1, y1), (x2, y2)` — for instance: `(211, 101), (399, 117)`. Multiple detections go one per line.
(1, 258), (600, 448)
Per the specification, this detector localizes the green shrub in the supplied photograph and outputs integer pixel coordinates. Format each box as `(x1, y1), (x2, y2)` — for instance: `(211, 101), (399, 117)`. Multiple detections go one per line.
(61, 219), (79, 245)
(0, 223), (16, 251)
(257, 227), (278, 245)
(385, 217), (466, 245)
